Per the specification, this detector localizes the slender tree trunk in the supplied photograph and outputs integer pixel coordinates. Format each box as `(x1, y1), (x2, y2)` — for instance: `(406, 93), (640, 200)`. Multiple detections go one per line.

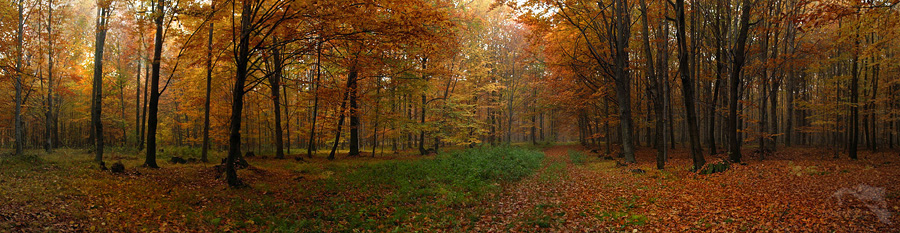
(284, 84), (290, 154)
(144, 0), (164, 168)
(419, 59), (428, 155)
(45, 0), (55, 153)
(328, 70), (354, 160)
(848, 10), (860, 160)
(728, 0), (754, 163)
(372, 78), (381, 156)
(14, 0), (25, 157)
(307, 41), (322, 158)
(709, 5), (725, 154)
(201, 20), (213, 163)
(674, 0), (705, 170)
(140, 55), (149, 151)
(348, 67), (361, 157)
(269, 38), (285, 159)
(91, 5), (111, 163)
(640, 0), (665, 169)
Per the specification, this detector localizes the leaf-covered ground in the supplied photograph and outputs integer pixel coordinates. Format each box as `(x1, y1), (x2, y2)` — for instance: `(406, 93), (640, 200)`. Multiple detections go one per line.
(0, 145), (898, 232)
(474, 145), (899, 232)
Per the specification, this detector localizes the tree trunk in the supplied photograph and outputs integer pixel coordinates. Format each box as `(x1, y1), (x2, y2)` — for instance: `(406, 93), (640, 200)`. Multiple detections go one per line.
(90, 5), (111, 163)
(674, 0), (704, 170)
(144, 0), (164, 168)
(201, 20), (213, 163)
(14, 0), (25, 157)
(419, 59), (428, 155)
(226, 0), (253, 187)
(848, 11), (860, 160)
(45, 0), (55, 152)
(728, 0), (753, 163)
(140, 55), (149, 151)
(372, 78), (381, 156)
(269, 38), (285, 159)
(307, 41), (322, 158)
(640, 0), (665, 169)
(328, 70), (354, 160)
(348, 67), (361, 157)
(613, 0), (635, 163)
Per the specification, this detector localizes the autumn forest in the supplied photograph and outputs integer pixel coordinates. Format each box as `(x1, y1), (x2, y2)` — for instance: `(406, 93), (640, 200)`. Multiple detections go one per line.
(1, 0), (899, 231)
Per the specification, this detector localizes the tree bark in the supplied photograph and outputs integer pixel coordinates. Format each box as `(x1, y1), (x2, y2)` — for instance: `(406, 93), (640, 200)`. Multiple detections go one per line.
(201, 20), (213, 163)
(674, 0), (705, 170)
(140, 55), (149, 151)
(728, 0), (754, 163)
(269, 38), (285, 159)
(91, 4), (110, 163)
(307, 41), (322, 158)
(348, 67), (361, 157)
(45, 0), (55, 152)
(613, 0), (635, 163)
(327, 70), (354, 160)
(14, 0), (25, 157)
(226, 0), (253, 187)
(848, 10), (860, 160)
(144, 0), (164, 168)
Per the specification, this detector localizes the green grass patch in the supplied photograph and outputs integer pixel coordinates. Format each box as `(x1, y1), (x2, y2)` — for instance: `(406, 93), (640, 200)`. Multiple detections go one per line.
(540, 160), (567, 183)
(568, 149), (588, 165)
(595, 195), (648, 229)
(306, 146), (545, 231)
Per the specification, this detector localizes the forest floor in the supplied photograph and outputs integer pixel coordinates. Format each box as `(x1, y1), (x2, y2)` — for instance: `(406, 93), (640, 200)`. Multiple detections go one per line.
(0, 145), (898, 232)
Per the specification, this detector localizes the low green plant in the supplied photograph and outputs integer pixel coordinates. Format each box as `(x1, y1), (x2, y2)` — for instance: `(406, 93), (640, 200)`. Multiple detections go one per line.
(317, 146), (545, 231)
(568, 149), (587, 165)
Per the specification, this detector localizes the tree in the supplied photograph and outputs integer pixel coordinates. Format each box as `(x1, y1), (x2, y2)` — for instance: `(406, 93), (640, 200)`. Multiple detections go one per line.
(727, 0), (754, 163)
(144, 0), (164, 168)
(91, 0), (112, 164)
(201, 7), (213, 163)
(267, 37), (285, 159)
(673, 0), (705, 169)
(14, 0), (25, 157)
(225, 0), (294, 186)
(638, 0), (667, 169)
(45, 0), (56, 153)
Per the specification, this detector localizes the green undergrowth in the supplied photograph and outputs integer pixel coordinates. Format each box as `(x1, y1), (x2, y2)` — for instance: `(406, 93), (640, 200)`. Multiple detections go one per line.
(283, 146), (545, 231)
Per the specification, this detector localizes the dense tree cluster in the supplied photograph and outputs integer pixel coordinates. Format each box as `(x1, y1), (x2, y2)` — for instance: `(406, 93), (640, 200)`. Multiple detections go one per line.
(1, 0), (898, 187)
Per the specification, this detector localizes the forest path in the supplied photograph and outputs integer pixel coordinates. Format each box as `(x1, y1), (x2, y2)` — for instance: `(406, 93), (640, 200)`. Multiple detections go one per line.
(472, 145), (626, 231)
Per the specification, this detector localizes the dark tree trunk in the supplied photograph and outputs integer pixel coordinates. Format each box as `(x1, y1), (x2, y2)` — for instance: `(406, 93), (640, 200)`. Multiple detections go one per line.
(640, 0), (665, 169)
(90, 5), (111, 163)
(419, 59), (428, 155)
(419, 94), (427, 155)
(328, 70), (354, 160)
(848, 11), (860, 160)
(372, 78), (381, 156)
(226, 0), (253, 187)
(307, 41), (322, 158)
(613, 0), (635, 163)
(269, 38), (285, 159)
(728, 0), (754, 163)
(348, 68), (361, 157)
(201, 20), (213, 163)
(674, 0), (705, 170)
(144, 0), (164, 169)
